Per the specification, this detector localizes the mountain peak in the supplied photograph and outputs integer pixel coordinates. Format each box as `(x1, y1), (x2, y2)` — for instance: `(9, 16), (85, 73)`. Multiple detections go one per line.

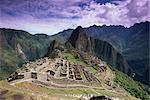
(76, 26), (83, 30)
(66, 26), (94, 53)
(73, 26), (87, 36)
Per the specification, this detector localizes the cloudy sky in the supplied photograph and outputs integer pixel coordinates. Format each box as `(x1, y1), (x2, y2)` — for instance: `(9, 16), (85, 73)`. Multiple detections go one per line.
(0, 0), (149, 35)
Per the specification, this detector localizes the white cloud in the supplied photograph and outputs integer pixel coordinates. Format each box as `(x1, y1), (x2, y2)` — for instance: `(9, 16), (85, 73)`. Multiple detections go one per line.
(0, 0), (149, 35)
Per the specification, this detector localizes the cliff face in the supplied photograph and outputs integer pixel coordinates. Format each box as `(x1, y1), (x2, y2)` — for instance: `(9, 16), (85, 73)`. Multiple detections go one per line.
(67, 26), (131, 75)
(94, 39), (130, 73)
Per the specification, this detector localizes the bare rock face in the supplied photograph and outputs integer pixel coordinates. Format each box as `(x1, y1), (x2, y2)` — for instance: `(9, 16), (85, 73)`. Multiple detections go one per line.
(15, 43), (26, 60)
(67, 26), (94, 54)
(94, 39), (131, 74)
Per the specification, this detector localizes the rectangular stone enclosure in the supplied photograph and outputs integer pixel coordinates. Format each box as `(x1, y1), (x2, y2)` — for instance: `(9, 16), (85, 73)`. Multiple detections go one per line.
(31, 72), (37, 79)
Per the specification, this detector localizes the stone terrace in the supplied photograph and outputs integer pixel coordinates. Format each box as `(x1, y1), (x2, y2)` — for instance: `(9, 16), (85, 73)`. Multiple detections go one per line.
(8, 57), (104, 83)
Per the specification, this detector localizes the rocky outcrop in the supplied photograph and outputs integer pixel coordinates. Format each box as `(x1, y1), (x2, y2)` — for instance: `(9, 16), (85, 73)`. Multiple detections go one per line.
(15, 43), (26, 60)
(66, 26), (94, 54)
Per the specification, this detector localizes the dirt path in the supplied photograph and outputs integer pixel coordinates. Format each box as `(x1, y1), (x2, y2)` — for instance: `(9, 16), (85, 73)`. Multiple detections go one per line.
(9, 79), (137, 100)
(10, 78), (118, 95)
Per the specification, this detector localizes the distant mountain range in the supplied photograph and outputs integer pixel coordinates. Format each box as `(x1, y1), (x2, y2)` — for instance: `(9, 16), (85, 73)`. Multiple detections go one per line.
(0, 21), (149, 87)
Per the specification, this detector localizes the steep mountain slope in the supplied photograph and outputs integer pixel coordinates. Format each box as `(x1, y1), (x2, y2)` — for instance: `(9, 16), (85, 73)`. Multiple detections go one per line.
(85, 22), (149, 85)
(66, 26), (94, 53)
(85, 22), (149, 65)
(50, 29), (73, 43)
(0, 28), (52, 79)
(94, 39), (131, 74)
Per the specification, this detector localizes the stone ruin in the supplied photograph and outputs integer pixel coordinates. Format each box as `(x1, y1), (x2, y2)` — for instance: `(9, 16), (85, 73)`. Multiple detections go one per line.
(7, 71), (48, 82)
(46, 58), (100, 83)
(7, 54), (107, 84)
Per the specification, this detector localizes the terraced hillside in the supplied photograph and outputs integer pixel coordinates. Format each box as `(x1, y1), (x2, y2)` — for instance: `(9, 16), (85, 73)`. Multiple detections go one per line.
(5, 48), (137, 100)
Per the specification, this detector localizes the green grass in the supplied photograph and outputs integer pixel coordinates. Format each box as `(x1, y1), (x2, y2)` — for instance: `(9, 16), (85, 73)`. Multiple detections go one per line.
(64, 53), (86, 66)
(38, 85), (136, 100)
(114, 70), (150, 100)
(0, 48), (25, 80)
(64, 52), (97, 74)
(88, 65), (97, 74)
(0, 81), (33, 100)
(0, 48), (23, 67)
(39, 86), (95, 95)
(0, 81), (31, 94)
(0, 79), (136, 100)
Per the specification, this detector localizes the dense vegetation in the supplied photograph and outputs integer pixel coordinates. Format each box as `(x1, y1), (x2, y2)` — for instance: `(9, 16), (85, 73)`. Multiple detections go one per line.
(114, 69), (150, 100)
(0, 29), (52, 79)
